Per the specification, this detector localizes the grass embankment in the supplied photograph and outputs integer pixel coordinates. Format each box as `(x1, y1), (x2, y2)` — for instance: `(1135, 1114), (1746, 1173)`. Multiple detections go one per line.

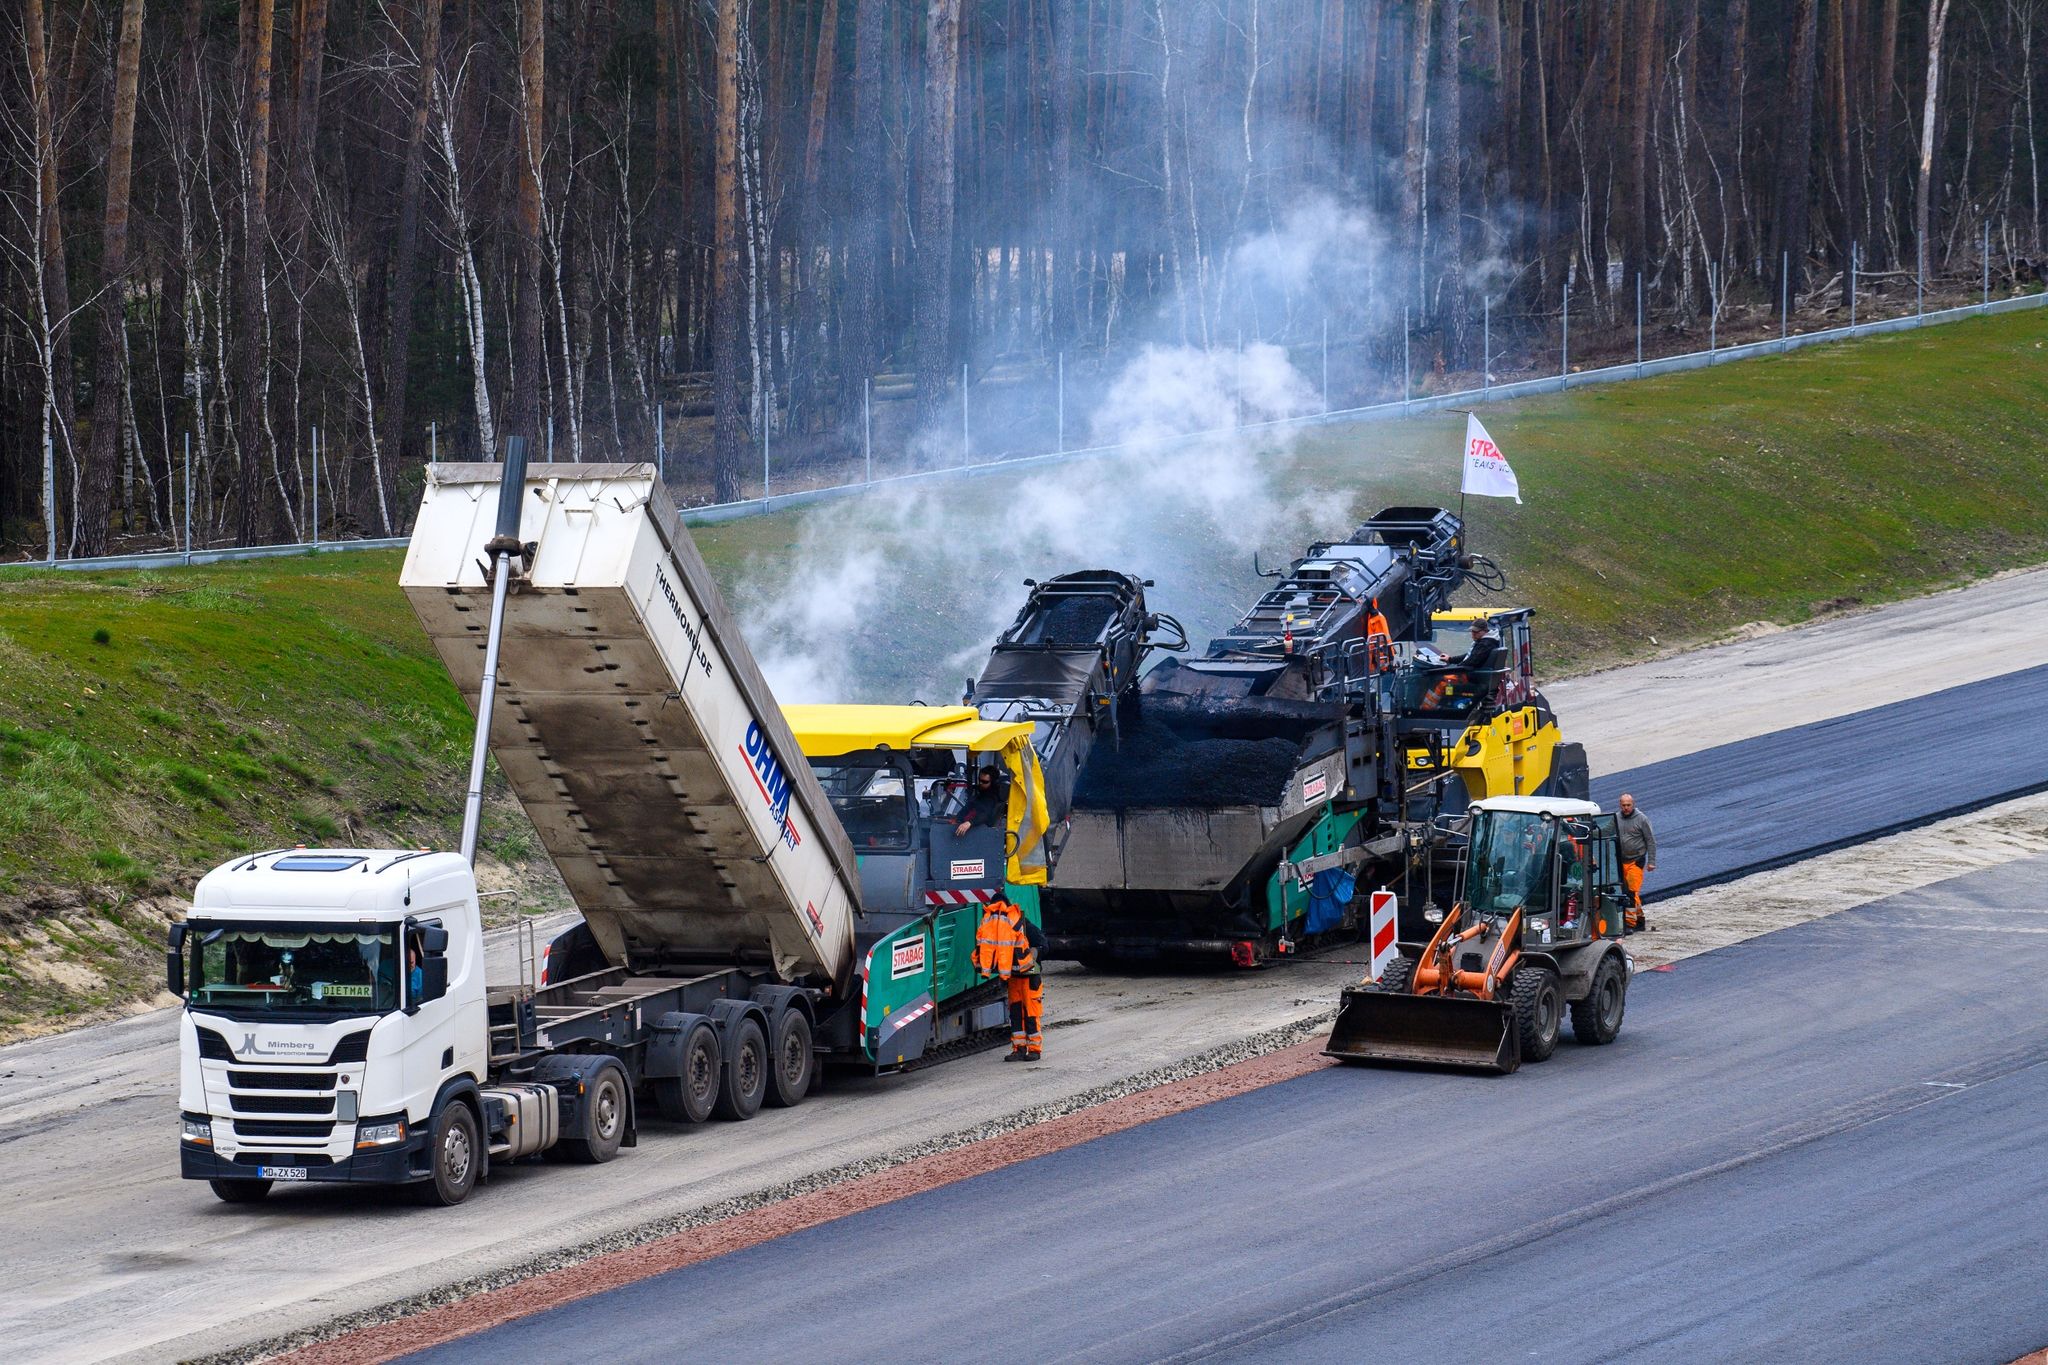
(2, 309), (2044, 1037)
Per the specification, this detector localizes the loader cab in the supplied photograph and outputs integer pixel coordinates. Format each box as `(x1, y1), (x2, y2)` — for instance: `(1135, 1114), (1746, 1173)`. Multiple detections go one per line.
(1460, 797), (1630, 945)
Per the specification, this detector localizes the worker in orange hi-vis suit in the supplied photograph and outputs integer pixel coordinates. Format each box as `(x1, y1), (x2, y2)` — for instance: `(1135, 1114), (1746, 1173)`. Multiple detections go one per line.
(973, 898), (1046, 1061)
(1616, 791), (1658, 932)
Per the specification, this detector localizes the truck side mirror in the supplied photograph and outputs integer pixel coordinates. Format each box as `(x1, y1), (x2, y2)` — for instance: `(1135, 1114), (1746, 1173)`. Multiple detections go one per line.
(166, 923), (187, 998)
(420, 924), (450, 955)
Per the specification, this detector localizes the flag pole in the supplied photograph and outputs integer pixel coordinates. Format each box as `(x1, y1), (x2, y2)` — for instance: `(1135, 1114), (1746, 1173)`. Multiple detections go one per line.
(1450, 407), (1471, 527)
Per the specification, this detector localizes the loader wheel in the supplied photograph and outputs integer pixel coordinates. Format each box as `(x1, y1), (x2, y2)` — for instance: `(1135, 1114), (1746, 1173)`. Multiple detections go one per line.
(1374, 954), (1412, 994)
(1570, 955), (1627, 1046)
(1509, 965), (1562, 1063)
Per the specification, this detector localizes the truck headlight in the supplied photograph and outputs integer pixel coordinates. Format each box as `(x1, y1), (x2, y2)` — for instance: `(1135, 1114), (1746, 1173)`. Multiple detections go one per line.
(181, 1114), (213, 1146)
(355, 1118), (407, 1149)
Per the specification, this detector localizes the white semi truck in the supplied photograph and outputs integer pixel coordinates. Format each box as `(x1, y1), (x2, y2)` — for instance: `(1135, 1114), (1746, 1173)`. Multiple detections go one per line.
(171, 449), (1025, 1205)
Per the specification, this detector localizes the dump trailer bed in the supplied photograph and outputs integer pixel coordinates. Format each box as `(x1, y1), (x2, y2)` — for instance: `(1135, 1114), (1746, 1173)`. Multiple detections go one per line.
(402, 463), (860, 985)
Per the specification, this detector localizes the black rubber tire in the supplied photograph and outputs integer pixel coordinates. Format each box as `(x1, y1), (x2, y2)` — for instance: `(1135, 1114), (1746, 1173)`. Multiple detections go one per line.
(1375, 954), (1413, 994)
(763, 1009), (815, 1109)
(1570, 954), (1628, 1045)
(543, 921), (605, 985)
(1509, 964), (1563, 1064)
(651, 1021), (720, 1123)
(559, 1063), (629, 1163)
(209, 1179), (272, 1204)
(413, 1102), (482, 1206)
(712, 1017), (768, 1121)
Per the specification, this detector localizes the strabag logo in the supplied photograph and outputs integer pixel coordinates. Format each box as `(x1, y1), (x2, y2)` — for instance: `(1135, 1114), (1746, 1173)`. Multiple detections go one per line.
(891, 936), (927, 979)
(740, 721), (802, 849)
(1302, 772), (1328, 803)
(949, 858), (985, 880)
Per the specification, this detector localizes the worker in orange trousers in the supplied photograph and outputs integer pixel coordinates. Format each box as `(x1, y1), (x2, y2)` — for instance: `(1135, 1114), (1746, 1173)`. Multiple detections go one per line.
(973, 897), (1046, 1060)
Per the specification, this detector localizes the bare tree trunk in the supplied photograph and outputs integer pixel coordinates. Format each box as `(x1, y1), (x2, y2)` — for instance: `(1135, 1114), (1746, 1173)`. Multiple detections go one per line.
(841, 0), (886, 422)
(511, 0), (547, 449)
(233, 0), (278, 545)
(1434, 0), (1465, 360)
(74, 0), (147, 556)
(712, 0), (745, 501)
(19, 0), (77, 559)
(914, 0), (963, 445)
(1400, 0), (1436, 311)
(431, 63), (495, 461)
(379, 0), (444, 502)
(1873, 0), (1901, 262)
(1830, 0), (1856, 303)
(1916, 0), (1956, 275)
(1772, 0), (1821, 296)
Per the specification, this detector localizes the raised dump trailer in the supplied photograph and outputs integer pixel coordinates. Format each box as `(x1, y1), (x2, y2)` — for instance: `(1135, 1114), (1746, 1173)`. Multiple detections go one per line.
(170, 455), (1004, 1209)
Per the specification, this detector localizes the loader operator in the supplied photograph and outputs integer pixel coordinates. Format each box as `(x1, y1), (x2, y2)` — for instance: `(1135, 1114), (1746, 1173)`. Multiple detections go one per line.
(1617, 792), (1657, 931)
(974, 897), (1046, 1061)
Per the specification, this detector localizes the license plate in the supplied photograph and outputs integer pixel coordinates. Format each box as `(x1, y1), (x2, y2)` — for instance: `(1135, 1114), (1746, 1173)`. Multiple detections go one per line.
(259, 1166), (308, 1181)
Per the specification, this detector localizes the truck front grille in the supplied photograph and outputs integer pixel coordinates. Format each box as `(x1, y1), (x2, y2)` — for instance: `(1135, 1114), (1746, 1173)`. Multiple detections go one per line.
(228, 1069), (336, 1091)
(229, 1092), (333, 1115)
(232, 1119), (336, 1139)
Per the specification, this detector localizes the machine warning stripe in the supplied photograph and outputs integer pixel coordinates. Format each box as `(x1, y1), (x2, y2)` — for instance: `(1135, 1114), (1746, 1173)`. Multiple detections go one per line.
(276, 1040), (1335, 1364)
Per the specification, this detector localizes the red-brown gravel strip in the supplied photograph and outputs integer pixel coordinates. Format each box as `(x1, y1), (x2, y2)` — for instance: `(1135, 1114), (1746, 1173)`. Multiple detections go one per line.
(280, 1039), (1335, 1364)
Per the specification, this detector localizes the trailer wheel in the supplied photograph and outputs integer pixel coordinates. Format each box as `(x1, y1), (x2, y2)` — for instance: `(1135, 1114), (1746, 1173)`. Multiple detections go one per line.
(652, 1021), (720, 1123)
(1509, 964), (1562, 1063)
(209, 1179), (271, 1204)
(560, 1063), (629, 1162)
(1570, 954), (1627, 1046)
(764, 1008), (814, 1108)
(414, 1101), (482, 1205)
(712, 1017), (767, 1121)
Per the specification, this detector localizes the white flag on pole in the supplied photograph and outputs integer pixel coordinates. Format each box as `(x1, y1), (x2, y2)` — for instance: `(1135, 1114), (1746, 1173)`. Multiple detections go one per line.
(1461, 413), (1522, 504)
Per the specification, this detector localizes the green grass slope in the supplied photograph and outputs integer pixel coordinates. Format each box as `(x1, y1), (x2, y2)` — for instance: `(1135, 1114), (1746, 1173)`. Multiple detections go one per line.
(1, 309), (2042, 1033)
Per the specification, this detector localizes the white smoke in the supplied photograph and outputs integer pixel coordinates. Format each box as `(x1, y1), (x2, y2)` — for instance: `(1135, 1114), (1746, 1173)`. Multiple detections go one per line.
(735, 197), (1407, 704)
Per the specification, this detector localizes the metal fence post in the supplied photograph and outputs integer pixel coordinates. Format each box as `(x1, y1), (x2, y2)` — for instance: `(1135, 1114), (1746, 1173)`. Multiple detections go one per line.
(1402, 308), (1411, 413)
(1709, 262), (1719, 359)
(1483, 297), (1491, 399)
(430, 420), (438, 465)
(1781, 252), (1790, 349)
(656, 405), (665, 483)
(961, 362), (970, 465)
(1850, 242), (1858, 329)
(1635, 273), (1645, 376)
(1918, 235), (1925, 317)
(182, 430), (192, 562)
(763, 411), (771, 497)
(1560, 285), (1569, 392)
(1321, 318), (1330, 412)
(863, 377), (874, 481)
(45, 428), (56, 564)
(1984, 220), (1992, 308)
(311, 424), (320, 548)
(1056, 351), (1065, 452)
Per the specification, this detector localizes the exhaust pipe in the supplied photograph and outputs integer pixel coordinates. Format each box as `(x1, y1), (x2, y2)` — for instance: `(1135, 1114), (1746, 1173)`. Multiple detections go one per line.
(458, 435), (530, 865)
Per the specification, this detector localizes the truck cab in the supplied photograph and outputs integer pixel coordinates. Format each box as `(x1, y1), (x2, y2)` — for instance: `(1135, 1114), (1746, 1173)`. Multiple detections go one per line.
(171, 849), (487, 1202)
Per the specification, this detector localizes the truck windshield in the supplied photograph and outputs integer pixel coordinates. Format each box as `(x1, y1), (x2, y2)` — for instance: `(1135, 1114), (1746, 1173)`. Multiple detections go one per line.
(183, 921), (400, 1016)
(814, 763), (912, 848)
(1467, 811), (1556, 915)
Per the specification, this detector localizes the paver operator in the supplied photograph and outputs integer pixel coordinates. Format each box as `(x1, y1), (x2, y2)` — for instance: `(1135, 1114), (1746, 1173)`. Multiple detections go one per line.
(1617, 791), (1657, 931)
(954, 765), (1004, 837)
(974, 897), (1046, 1061)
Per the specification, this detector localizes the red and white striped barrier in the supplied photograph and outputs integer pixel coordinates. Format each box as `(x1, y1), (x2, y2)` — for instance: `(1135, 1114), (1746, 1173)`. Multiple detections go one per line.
(1369, 889), (1398, 982)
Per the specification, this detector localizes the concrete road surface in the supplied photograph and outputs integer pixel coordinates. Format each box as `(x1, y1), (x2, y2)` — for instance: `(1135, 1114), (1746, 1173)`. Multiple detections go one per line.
(412, 857), (2048, 1365)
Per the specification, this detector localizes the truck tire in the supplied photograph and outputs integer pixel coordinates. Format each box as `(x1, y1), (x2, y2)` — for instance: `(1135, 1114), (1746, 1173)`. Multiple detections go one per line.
(209, 1179), (271, 1204)
(1569, 954), (1628, 1046)
(651, 1020), (720, 1123)
(414, 1101), (482, 1206)
(764, 1008), (814, 1109)
(1509, 964), (1562, 1064)
(1374, 954), (1413, 994)
(543, 921), (605, 985)
(712, 1016), (768, 1121)
(559, 1062), (629, 1163)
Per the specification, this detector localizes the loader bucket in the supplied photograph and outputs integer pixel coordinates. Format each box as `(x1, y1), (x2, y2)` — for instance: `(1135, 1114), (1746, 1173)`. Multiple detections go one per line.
(1323, 986), (1520, 1074)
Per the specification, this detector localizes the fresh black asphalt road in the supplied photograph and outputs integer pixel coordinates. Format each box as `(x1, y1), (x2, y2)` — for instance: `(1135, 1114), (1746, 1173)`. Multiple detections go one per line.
(1592, 661), (2048, 897)
(409, 855), (2048, 1365)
